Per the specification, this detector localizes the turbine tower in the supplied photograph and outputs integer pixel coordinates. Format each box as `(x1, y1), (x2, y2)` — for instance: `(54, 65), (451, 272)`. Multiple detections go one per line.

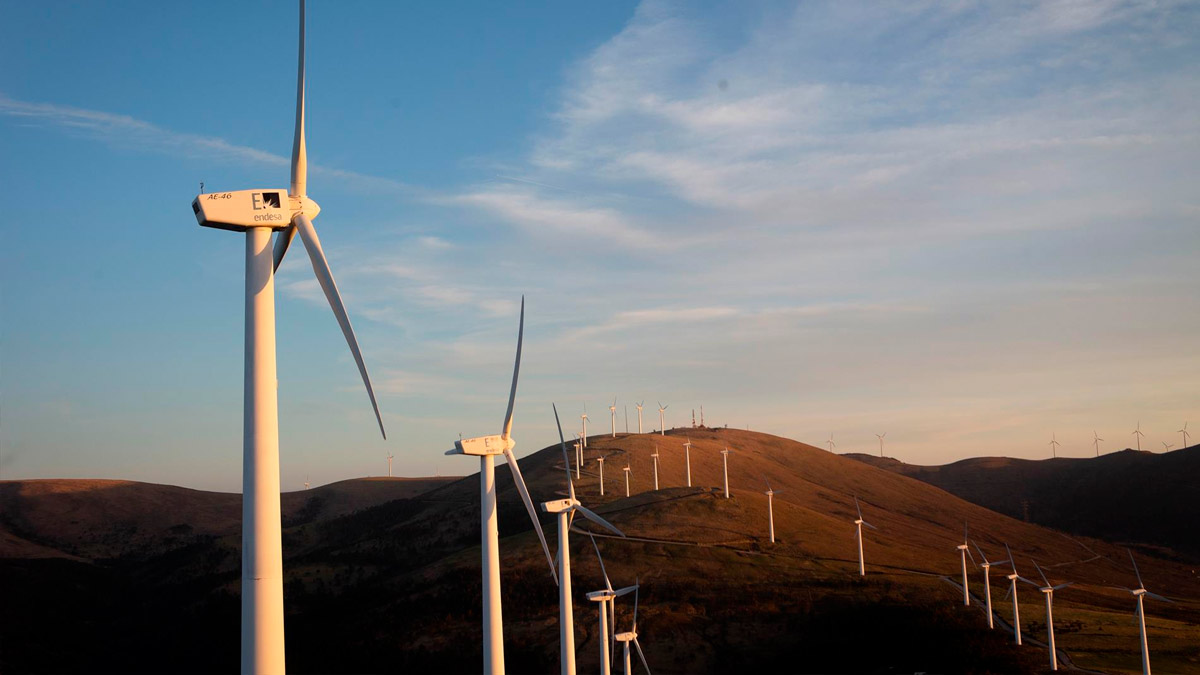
(764, 478), (778, 543)
(876, 432), (886, 458)
(1180, 421), (1191, 449)
(1020, 561), (1072, 671)
(955, 522), (976, 606)
(635, 401), (644, 434)
(650, 447), (660, 491)
(1004, 544), (1024, 645)
(1132, 421), (1144, 451)
(720, 447), (732, 499)
(574, 438), (582, 480)
(581, 407), (589, 449)
(657, 403), (667, 436)
(597, 456), (607, 496)
(1121, 549), (1173, 675)
(623, 465), (632, 498)
(189, 3), (386, 670)
(586, 535), (637, 675)
(1049, 432), (1060, 458)
(853, 496), (877, 576)
(972, 541), (1010, 629)
(682, 438), (693, 487)
(1093, 431), (1103, 457)
(387, 452), (394, 478)
(610, 397), (617, 438)
(303, 475), (310, 490)
(445, 300), (557, 675)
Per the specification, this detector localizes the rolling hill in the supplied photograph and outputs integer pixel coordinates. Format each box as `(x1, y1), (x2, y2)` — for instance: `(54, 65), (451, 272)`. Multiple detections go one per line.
(2, 430), (1197, 673)
(842, 446), (1200, 558)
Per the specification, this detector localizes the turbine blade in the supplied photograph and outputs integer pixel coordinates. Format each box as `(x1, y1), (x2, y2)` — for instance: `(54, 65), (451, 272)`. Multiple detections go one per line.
(632, 579), (640, 630)
(1053, 582), (1073, 591)
(862, 520), (878, 530)
(1004, 584), (1013, 601)
(614, 584), (638, 597)
(590, 533), (613, 592)
(553, 403), (576, 502)
(290, 0), (307, 198)
(966, 547), (978, 568)
(854, 496), (864, 521)
(1033, 560), (1051, 588)
(501, 297), (524, 441)
(575, 504), (624, 537)
(633, 637), (652, 675)
(272, 224), (296, 271)
(1145, 591), (1174, 603)
(1005, 543), (1018, 576)
(503, 446), (557, 585)
(1128, 549), (1145, 590)
(971, 540), (989, 566)
(292, 214), (385, 438)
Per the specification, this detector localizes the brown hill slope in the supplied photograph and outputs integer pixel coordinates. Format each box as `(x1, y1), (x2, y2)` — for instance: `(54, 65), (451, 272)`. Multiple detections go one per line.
(842, 446), (1200, 558)
(3, 430), (1198, 674)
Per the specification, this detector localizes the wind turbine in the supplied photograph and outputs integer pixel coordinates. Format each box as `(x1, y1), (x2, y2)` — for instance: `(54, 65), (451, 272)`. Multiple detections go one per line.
(657, 403), (668, 436)
(445, 299), (557, 675)
(635, 401), (644, 434)
(586, 535), (637, 675)
(1180, 421), (1191, 449)
(623, 465), (632, 498)
(1003, 544), (1024, 645)
(650, 447), (660, 491)
(610, 397), (618, 438)
(876, 432), (886, 458)
(682, 438), (692, 487)
(597, 456), (607, 496)
(955, 522), (977, 606)
(853, 496), (877, 576)
(1119, 549), (1173, 675)
(575, 438), (582, 480)
(613, 583), (652, 675)
(720, 447), (732, 499)
(826, 433), (835, 452)
(189, 2), (386, 670)
(1133, 421), (1145, 451)
(1020, 560), (1072, 671)
(972, 541), (1010, 629)
(387, 452), (394, 478)
(1049, 432), (1061, 458)
(1093, 431), (1103, 457)
(544, 406), (626, 675)
(303, 475), (310, 490)
(581, 407), (590, 449)
(764, 477), (779, 543)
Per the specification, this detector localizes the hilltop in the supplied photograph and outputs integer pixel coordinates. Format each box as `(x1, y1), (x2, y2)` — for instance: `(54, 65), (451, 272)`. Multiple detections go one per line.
(2, 430), (1198, 673)
(843, 446), (1200, 558)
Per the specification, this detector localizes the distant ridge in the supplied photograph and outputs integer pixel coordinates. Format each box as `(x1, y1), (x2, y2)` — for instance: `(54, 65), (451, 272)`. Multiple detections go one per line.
(844, 445), (1200, 557)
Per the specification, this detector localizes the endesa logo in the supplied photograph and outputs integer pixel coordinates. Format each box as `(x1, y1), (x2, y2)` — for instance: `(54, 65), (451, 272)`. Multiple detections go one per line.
(252, 192), (282, 210)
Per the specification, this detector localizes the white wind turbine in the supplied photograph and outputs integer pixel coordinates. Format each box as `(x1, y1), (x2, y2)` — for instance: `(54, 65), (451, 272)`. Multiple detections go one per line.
(635, 401), (644, 434)
(1093, 431), (1103, 457)
(853, 496), (877, 576)
(387, 452), (394, 478)
(575, 438), (583, 480)
(597, 456), (607, 496)
(545, 405), (626, 675)
(972, 541), (1010, 629)
(610, 397), (618, 438)
(1020, 560), (1072, 671)
(586, 535), (638, 675)
(1133, 421), (1145, 451)
(623, 465), (632, 497)
(876, 432), (886, 457)
(650, 447), (660, 491)
(581, 407), (590, 449)
(657, 402), (668, 436)
(827, 433), (835, 452)
(682, 438), (693, 487)
(1161, 441), (1173, 452)
(720, 447), (732, 499)
(613, 583), (652, 675)
(1003, 543), (1024, 645)
(1180, 421), (1191, 449)
(303, 475), (310, 490)
(955, 522), (977, 606)
(189, 2), (386, 670)
(1049, 432), (1061, 458)
(445, 300), (557, 675)
(1118, 549), (1173, 675)
(764, 477), (780, 543)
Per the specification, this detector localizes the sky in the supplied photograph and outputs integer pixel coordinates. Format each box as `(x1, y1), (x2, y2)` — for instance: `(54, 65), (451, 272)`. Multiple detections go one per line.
(2, 0), (1198, 492)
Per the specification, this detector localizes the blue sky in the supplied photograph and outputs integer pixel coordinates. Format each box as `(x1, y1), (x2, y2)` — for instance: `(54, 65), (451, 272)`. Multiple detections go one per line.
(3, 0), (1198, 492)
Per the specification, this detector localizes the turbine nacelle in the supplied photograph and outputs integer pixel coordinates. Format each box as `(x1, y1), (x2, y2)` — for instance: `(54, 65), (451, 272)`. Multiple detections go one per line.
(446, 434), (514, 457)
(542, 498), (580, 514)
(192, 189), (320, 232)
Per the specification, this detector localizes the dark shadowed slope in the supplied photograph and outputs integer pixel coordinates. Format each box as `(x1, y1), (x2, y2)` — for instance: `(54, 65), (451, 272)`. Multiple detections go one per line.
(844, 446), (1200, 557)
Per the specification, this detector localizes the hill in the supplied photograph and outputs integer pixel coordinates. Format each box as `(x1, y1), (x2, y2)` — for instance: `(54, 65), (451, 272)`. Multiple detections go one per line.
(2, 431), (1198, 673)
(842, 446), (1200, 558)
